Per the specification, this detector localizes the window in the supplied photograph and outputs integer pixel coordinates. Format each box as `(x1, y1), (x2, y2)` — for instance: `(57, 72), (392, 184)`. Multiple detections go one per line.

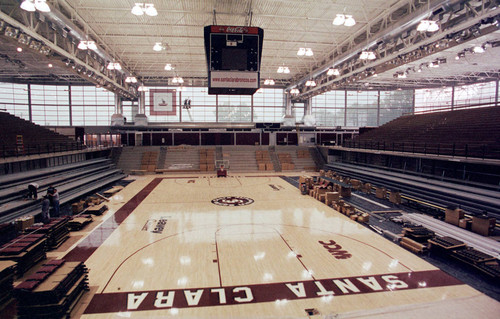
(454, 81), (497, 108)
(346, 91), (378, 127)
(253, 88), (284, 122)
(312, 90), (345, 127)
(71, 86), (114, 126)
(0, 83), (29, 120)
(415, 87), (452, 113)
(379, 90), (414, 125)
(31, 85), (70, 126)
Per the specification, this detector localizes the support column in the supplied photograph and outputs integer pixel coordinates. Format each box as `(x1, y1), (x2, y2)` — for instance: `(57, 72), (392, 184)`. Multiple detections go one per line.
(135, 91), (148, 126)
(302, 97), (316, 126)
(110, 94), (125, 126)
(283, 93), (295, 126)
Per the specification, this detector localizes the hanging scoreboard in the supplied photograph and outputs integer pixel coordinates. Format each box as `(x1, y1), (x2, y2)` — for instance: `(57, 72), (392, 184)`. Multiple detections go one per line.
(204, 25), (264, 95)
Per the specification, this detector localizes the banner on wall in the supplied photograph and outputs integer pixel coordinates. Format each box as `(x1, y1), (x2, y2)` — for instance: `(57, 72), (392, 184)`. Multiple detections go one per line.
(149, 89), (177, 116)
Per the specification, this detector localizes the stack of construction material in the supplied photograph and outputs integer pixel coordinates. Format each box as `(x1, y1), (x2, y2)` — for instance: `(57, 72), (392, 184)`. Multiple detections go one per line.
(24, 218), (69, 250)
(86, 204), (108, 216)
(400, 226), (434, 254)
(256, 150), (273, 171)
(0, 234), (46, 276)
(140, 151), (158, 172)
(0, 260), (16, 308)
(278, 153), (295, 170)
(14, 259), (89, 319)
(67, 215), (93, 231)
(199, 149), (215, 171)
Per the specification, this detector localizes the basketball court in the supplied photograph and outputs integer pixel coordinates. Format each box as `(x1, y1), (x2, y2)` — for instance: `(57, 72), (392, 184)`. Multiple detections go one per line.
(54, 174), (500, 318)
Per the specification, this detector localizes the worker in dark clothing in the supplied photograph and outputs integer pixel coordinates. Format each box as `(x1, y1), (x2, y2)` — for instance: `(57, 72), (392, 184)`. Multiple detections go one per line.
(47, 186), (60, 217)
(41, 195), (50, 224)
(27, 182), (39, 199)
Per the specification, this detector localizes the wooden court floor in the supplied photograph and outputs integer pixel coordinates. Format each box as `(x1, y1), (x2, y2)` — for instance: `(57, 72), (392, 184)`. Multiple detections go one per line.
(52, 174), (500, 318)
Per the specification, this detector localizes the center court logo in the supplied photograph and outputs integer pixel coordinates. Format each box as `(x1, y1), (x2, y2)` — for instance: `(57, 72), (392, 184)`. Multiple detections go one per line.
(211, 196), (254, 206)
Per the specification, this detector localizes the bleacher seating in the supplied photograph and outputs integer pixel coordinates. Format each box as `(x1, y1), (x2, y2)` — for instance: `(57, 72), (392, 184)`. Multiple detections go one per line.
(352, 107), (500, 158)
(0, 112), (82, 157)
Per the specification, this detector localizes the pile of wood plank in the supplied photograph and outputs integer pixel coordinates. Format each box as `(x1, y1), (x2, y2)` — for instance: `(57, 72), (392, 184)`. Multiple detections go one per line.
(86, 204), (108, 216)
(0, 234), (46, 276)
(67, 215), (93, 231)
(14, 259), (89, 319)
(24, 218), (69, 250)
(0, 260), (16, 309)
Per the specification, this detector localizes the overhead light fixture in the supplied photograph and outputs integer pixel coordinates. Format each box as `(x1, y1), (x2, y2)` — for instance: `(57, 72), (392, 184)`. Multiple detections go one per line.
(344, 15), (356, 27)
(305, 48), (313, 56)
(131, 3), (157, 16)
(138, 85), (148, 92)
(164, 63), (173, 70)
(48, 63), (52, 68)
(417, 20), (439, 32)
(333, 14), (345, 26)
(305, 80), (316, 87)
(264, 78), (275, 85)
(290, 88), (300, 95)
(277, 66), (290, 74)
(428, 61), (439, 68)
(327, 68), (340, 76)
(359, 51), (376, 60)
(17, 47), (23, 52)
(297, 47), (313, 56)
(153, 42), (166, 51)
(455, 51), (466, 60)
(333, 14), (355, 26)
(107, 62), (122, 70)
(78, 40), (97, 51)
(125, 76), (137, 83)
(20, 0), (36, 11)
(473, 45), (485, 53)
(172, 76), (184, 84)
(397, 72), (407, 79)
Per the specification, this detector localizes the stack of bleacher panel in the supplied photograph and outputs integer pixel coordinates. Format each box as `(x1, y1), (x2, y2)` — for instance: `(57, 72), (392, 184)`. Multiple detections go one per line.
(0, 234), (46, 276)
(14, 259), (89, 319)
(25, 218), (69, 250)
(67, 214), (93, 231)
(0, 260), (16, 308)
(0, 223), (18, 246)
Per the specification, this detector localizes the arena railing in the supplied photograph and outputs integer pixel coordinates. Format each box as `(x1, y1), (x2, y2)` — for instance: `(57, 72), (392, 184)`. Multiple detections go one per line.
(1, 142), (87, 159)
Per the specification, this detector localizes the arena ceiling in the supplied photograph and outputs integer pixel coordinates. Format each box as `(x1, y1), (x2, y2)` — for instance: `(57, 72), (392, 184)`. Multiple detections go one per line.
(0, 0), (499, 100)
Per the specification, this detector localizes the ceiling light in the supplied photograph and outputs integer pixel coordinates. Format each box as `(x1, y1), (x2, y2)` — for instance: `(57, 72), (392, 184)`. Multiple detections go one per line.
(153, 42), (165, 51)
(125, 77), (137, 83)
(172, 76), (184, 84)
(277, 66), (284, 73)
(34, 0), (50, 12)
(473, 46), (485, 53)
(164, 63), (173, 70)
(305, 48), (314, 56)
(359, 51), (376, 60)
(20, 0), (36, 12)
(16, 47), (22, 52)
(333, 14), (345, 26)
(138, 85), (148, 92)
(264, 78), (275, 85)
(297, 47), (306, 56)
(48, 63), (52, 68)
(131, 3), (144, 15)
(144, 4), (158, 16)
(132, 3), (157, 16)
(397, 73), (407, 79)
(290, 88), (300, 95)
(344, 15), (356, 27)
(428, 61), (439, 68)
(77, 40), (97, 51)
(327, 68), (340, 76)
(305, 80), (316, 87)
(107, 62), (122, 70)
(283, 66), (290, 74)
(417, 20), (439, 32)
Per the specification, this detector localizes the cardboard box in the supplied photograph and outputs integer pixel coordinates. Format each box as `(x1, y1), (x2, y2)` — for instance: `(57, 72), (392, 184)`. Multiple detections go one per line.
(389, 191), (401, 204)
(258, 163), (266, 171)
(445, 208), (464, 226)
(471, 215), (496, 236)
(266, 163), (274, 171)
(375, 187), (386, 199)
(15, 216), (34, 232)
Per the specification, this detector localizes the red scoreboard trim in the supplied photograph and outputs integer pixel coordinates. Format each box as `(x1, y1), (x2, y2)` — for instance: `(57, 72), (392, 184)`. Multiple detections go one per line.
(149, 89), (177, 116)
(210, 25), (260, 34)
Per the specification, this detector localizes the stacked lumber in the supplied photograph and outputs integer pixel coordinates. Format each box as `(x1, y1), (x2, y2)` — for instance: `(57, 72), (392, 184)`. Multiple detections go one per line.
(103, 186), (123, 196)
(14, 259), (89, 319)
(67, 215), (93, 231)
(86, 204), (108, 216)
(0, 260), (16, 308)
(199, 149), (215, 171)
(25, 218), (69, 250)
(400, 237), (428, 254)
(0, 234), (46, 276)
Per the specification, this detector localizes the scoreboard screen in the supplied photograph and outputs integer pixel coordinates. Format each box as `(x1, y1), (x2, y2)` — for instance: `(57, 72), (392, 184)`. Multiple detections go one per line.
(204, 25), (264, 95)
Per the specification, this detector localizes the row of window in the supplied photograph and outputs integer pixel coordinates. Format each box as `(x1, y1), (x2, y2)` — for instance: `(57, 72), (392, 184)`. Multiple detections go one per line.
(0, 81), (497, 127)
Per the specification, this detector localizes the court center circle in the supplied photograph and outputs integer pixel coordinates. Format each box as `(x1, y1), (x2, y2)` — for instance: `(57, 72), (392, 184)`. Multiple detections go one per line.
(211, 196), (254, 207)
